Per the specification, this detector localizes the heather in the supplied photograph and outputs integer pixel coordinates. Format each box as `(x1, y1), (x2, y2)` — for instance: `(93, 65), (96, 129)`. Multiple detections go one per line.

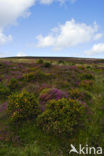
(0, 57), (104, 155)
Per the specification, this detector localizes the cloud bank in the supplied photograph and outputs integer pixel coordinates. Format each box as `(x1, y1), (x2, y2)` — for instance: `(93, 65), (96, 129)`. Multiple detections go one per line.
(85, 43), (104, 56)
(36, 19), (102, 50)
(0, 0), (35, 45)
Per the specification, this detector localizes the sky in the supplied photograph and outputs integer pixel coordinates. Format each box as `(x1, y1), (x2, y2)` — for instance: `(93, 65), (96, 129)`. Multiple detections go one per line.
(0, 0), (104, 58)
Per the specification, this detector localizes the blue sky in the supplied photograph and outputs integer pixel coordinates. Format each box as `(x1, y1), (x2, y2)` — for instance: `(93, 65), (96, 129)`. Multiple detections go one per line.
(0, 0), (104, 58)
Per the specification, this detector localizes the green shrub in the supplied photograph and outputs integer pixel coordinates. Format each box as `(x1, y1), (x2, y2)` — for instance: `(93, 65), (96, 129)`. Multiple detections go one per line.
(79, 80), (94, 90)
(8, 90), (40, 122)
(8, 78), (20, 91)
(0, 83), (10, 98)
(86, 66), (91, 69)
(23, 70), (51, 82)
(69, 88), (81, 99)
(56, 81), (69, 89)
(69, 88), (93, 102)
(81, 73), (95, 80)
(36, 59), (44, 64)
(37, 98), (87, 136)
(58, 60), (64, 64)
(23, 72), (35, 82)
(43, 62), (51, 68)
(34, 70), (51, 81)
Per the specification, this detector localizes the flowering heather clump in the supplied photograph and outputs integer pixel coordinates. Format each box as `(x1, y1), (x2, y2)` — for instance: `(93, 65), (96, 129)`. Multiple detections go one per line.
(39, 88), (68, 111)
(40, 88), (68, 103)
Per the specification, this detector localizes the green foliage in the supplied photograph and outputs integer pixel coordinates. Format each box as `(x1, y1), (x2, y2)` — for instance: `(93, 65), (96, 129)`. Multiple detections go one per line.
(34, 70), (51, 81)
(69, 88), (93, 102)
(69, 88), (81, 99)
(36, 58), (44, 64)
(37, 98), (86, 136)
(43, 62), (51, 68)
(8, 90), (40, 122)
(81, 72), (95, 80)
(0, 83), (10, 98)
(23, 72), (35, 82)
(56, 81), (69, 89)
(23, 70), (51, 82)
(79, 80), (94, 90)
(8, 78), (20, 91)
(58, 60), (64, 64)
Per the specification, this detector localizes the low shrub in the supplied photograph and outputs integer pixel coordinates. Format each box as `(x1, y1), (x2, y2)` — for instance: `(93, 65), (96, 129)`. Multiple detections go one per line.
(58, 60), (64, 64)
(24, 83), (40, 97)
(81, 72), (95, 80)
(34, 70), (51, 81)
(69, 88), (93, 102)
(23, 72), (35, 82)
(23, 70), (51, 82)
(8, 90), (40, 122)
(36, 59), (44, 64)
(39, 88), (68, 111)
(56, 81), (70, 89)
(0, 83), (10, 98)
(43, 62), (51, 68)
(79, 80), (94, 90)
(8, 78), (20, 91)
(37, 98), (87, 136)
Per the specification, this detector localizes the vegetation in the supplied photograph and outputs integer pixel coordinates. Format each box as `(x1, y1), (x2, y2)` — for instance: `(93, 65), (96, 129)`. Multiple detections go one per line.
(0, 57), (104, 155)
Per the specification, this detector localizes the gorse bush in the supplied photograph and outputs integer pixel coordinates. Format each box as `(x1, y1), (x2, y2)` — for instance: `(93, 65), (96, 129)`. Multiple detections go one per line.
(8, 90), (40, 122)
(37, 98), (87, 136)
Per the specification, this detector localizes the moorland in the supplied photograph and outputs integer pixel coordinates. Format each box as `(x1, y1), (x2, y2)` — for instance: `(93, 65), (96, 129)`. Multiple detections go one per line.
(0, 57), (104, 155)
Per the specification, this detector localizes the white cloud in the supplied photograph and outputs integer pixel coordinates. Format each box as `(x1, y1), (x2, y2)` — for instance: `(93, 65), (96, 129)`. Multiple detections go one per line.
(0, 0), (35, 28)
(0, 0), (78, 46)
(39, 0), (54, 4)
(85, 43), (104, 56)
(39, 0), (77, 5)
(0, 0), (35, 45)
(17, 52), (27, 57)
(0, 30), (12, 45)
(36, 19), (102, 50)
(94, 33), (103, 40)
